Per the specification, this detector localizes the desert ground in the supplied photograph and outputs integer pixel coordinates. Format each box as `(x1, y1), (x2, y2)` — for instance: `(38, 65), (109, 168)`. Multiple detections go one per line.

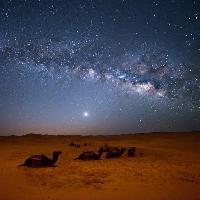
(0, 132), (200, 200)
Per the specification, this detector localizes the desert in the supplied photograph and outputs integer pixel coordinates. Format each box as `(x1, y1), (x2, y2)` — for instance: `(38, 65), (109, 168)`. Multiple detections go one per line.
(0, 132), (200, 200)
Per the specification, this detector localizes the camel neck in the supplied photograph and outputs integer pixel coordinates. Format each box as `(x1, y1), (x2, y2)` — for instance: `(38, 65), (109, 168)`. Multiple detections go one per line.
(52, 154), (59, 163)
(98, 151), (103, 158)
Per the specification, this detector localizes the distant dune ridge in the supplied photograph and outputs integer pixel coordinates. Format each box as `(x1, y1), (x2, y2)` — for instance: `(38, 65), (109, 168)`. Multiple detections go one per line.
(0, 132), (200, 200)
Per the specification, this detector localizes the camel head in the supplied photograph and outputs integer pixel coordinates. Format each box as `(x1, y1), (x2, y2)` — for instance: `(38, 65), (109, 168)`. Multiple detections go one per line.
(53, 151), (62, 157)
(100, 144), (109, 152)
(98, 147), (104, 155)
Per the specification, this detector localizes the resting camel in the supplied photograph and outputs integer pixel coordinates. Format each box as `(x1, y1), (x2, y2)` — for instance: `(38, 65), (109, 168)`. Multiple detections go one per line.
(70, 142), (80, 148)
(75, 148), (104, 160)
(20, 151), (62, 168)
(105, 147), (126, 158)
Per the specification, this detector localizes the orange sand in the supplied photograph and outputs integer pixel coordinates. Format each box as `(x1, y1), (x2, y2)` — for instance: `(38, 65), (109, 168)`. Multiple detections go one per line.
(0, 132), (200, 200)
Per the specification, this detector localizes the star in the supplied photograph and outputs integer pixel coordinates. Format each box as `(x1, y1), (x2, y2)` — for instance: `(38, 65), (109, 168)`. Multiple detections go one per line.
(83, 112), (89, 117)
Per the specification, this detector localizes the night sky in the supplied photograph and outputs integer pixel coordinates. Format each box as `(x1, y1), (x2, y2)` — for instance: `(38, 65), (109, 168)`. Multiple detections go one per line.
(0, 0), (199, 135)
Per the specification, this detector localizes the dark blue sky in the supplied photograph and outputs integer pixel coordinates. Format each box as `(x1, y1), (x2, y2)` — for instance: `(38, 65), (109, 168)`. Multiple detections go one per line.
(0, 0), (199, 135)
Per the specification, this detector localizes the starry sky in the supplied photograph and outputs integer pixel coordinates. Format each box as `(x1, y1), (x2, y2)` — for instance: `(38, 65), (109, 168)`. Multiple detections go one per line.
(0, 0), (199, 135)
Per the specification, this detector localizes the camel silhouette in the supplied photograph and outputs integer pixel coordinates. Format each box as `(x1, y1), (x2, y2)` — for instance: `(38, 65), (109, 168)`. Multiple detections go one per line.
(75, 148), (104, 160)
(19, 151), (62, 167)
(105, 148), (126, 158)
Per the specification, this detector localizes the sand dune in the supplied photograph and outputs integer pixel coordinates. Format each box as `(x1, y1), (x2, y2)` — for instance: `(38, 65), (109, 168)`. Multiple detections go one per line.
(0, 132), (200, 200)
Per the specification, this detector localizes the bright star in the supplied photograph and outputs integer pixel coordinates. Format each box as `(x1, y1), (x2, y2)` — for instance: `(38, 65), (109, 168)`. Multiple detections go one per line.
(83, 112), (89, 117)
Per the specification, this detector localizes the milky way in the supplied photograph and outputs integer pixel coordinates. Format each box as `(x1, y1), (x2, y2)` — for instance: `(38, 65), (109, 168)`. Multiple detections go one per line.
(0, 0), (199, 134)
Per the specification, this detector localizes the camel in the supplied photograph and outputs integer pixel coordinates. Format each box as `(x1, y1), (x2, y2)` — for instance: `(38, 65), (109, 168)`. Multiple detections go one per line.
(128, 147), (136, 157)
(84, 143), (90, 146)
(75, 148), (104, 160)
(101, 144), (125, 153)
(70, 142), (80, 148)
(70, 142), (75, 146)
(105, 147), (126, 158)
(20, 151), (62, 168)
